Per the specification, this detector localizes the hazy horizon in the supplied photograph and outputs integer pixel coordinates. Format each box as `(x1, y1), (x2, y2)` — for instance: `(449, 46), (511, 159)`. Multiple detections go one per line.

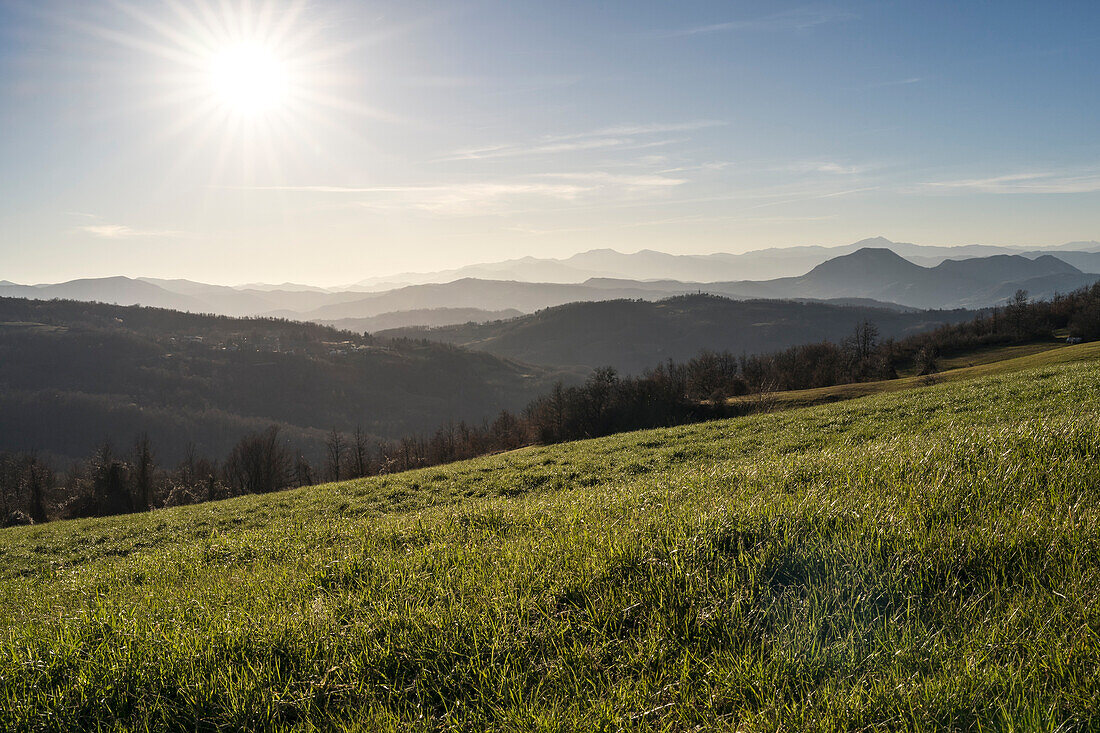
(2, 235), (1099, 289)
(2, 1), (1099, 285)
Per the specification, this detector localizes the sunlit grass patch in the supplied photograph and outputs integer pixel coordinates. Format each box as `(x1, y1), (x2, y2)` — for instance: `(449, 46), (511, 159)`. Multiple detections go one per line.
(1, 358), (1100, 729)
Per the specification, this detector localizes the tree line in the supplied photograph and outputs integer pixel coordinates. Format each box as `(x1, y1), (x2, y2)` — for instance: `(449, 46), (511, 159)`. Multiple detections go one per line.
(5, 282), (1100, 526)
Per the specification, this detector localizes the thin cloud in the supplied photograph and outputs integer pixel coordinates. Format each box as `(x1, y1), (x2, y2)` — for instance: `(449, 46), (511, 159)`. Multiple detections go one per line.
(548, 120), (725, 140)
(747, 186), (880, 210)
(77, 223), (182, 239)
(537, 172), (687, 188)
(240, 183), (591, 196)
(922, 171), (1100, 194)
(659, 161), (732, 174)
(241, 170), (688, 216)
(439, 120), (724, 161)
(782, 160), (874, 175)
(259, 182), (594, 215)
(505, 212), (839, 237)
(863, 77), (924, 89)
(665, 6), (857, 37)
(444, 137), (631, 161)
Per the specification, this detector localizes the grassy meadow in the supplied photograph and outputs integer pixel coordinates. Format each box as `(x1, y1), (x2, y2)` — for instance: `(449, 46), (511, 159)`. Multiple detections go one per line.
(1, 344), (1100, 730)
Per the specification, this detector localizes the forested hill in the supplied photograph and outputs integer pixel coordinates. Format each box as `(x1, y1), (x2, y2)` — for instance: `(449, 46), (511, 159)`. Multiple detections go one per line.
(0, 298), (566, 466)
(378, 294), (976, 373)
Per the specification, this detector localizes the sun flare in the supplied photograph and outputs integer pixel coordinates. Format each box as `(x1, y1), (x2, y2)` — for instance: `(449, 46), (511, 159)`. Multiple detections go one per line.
(83, 0), (375, 182)
(207, 42), (288, 116)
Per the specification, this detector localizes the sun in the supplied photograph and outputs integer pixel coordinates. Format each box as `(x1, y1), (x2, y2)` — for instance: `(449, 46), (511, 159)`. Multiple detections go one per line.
(207, 42), (288, 116)
(84, 0), (382, 182)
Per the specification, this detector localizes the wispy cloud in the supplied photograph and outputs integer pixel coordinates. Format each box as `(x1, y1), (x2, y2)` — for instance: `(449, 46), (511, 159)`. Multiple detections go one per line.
(781, 160), (874, 175)
(922, 171), (1100, 194)
(239, 170), (688, 216)
(76, 223), (182, 239)
(439, 120), (724, 161)
(444, 138), (632, 161)
(862, 77), (924, 89)
(664, 6), (857, 37)
(536, 172), (687, 188)
(505, 212), (839, 237)
(550, 121), (725, 139)
(747, 186), (879, 209)
(239, 182), (591, 215)
(659, 161), (732, 174)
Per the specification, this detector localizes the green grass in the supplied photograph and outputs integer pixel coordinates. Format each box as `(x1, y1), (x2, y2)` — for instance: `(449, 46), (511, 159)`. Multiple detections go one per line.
(930, 340), (1068, 372)
(2, 346), (1100, 730)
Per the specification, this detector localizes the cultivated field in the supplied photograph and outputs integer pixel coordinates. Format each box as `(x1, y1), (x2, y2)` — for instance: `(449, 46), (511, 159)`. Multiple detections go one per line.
(1, 345), (1099, 730)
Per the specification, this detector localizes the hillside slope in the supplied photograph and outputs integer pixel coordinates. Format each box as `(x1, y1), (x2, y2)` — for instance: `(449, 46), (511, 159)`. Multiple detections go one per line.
(317, 307), (524, 332)
(0, 298), (564, 465)
(1, 347), (1099, 729)
(379, 295), (973, 373)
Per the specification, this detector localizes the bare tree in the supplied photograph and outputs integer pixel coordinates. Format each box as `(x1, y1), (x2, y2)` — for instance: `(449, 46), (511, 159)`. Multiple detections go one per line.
(852, 320), (879, 361)
(132, 433), (155, 511)
(23, 454), (50, 524)
(351, 425), (369, 479)
(326, 428), (344, 482)
(293, 452), (314, 487)
(224, 426), (292, 494)
(1009, 289), (1030, 337)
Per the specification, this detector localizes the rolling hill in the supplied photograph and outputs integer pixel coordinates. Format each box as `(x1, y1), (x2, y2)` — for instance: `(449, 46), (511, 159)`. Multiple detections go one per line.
(1, 343), (1098, 728)
(378, 294), (974, 373)
(317, 307), (524, 333)
(0, 298), (566, 466)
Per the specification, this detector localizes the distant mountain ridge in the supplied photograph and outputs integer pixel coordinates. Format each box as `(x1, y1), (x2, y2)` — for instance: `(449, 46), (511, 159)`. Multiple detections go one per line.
(748, 249), (1093, 309)
(292, 247), (1098, 318)
(4, 238), (1099, 324)
(349, 237), (1100, 287)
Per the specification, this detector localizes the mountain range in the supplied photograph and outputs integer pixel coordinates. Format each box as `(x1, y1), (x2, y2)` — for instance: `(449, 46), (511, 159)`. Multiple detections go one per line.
(307, 247), (1100, 321)
(700, 248), (1097, 310)
(3, 238), (1099, 325)
(349, 237), (1100, 288)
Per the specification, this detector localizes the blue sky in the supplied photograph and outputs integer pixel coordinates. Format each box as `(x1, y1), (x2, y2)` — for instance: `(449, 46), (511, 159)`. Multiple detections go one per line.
(1, 0), (1098, 285)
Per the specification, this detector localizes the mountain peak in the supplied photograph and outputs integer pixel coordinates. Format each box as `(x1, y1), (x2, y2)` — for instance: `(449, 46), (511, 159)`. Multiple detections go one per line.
(850, 236), (896, 248)
(801, 247), (924, 287)
(822, 246), (916, 267)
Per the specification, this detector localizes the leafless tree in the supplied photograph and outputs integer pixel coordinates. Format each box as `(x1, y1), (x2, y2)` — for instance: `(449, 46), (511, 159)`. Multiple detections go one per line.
(132, 433), (155, 511)
(351, 425), (369, 479)
(326, 428), (344, 482)
(224, 426), (292, 494)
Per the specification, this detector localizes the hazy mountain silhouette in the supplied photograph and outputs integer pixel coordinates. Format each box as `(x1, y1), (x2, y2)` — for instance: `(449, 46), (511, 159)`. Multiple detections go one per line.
(291, 279), (694, 321)
(6, 239), (1099, 322)
(0, 277), (207, 312)
(348, 237), (1100, 286)
(755, 248), (1093, 309)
